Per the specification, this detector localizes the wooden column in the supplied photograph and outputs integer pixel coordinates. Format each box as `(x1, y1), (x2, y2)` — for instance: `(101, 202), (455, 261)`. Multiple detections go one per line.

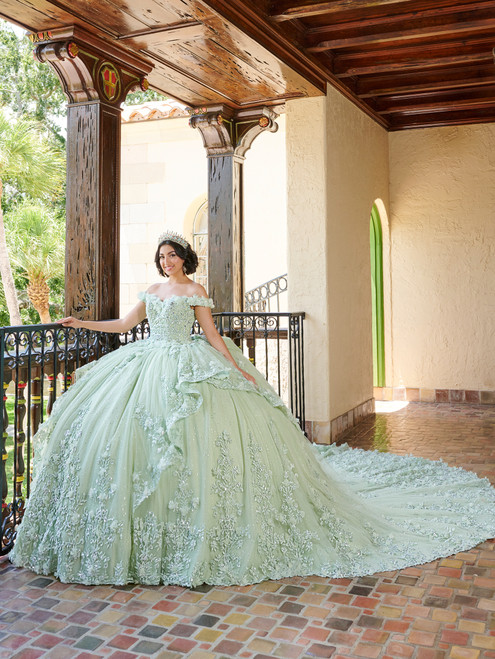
(32, 28), (152, 319)
(190, 106), (278, 312)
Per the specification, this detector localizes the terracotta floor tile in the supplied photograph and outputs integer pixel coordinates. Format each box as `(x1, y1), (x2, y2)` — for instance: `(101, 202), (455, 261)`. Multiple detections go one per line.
(31, 634), (63, 649)
(226, 626), (254, 641)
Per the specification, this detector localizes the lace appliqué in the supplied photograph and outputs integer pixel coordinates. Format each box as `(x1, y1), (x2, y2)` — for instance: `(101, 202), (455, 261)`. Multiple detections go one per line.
(162, 463), (203, 584)
(79, 443), (124, 583)
(11, 404), (125, 584)
(207, 432), (247, 581)
(246, 427), (316, 583)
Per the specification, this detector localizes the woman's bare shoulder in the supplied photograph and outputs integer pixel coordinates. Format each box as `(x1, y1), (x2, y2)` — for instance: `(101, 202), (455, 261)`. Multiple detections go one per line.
(188, 283), (209, 298)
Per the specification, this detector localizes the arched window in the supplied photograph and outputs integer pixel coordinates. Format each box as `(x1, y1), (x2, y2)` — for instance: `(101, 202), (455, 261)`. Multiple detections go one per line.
(192, 201), (208, 289)
(370, 203), (385, 387)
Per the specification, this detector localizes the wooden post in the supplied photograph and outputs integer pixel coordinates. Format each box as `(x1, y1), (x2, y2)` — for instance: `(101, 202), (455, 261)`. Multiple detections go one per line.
(190, 106), (279, 312)
(14, 380), (26, 499)
(1, 381), (8, 512)
(32, 28), (152, 320)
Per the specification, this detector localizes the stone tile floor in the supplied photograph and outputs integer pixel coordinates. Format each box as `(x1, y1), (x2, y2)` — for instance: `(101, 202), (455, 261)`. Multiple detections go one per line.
(1, 402), (494, 659)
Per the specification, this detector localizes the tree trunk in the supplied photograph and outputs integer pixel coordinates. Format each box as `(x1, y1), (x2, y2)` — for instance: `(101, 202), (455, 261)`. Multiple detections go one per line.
(27, 274), (51, 324)
(38, 308), (51, 324)
(0, 180), (22, 326)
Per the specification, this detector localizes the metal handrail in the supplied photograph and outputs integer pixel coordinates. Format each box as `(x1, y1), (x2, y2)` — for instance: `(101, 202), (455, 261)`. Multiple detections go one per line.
(244, 274), (288, 311)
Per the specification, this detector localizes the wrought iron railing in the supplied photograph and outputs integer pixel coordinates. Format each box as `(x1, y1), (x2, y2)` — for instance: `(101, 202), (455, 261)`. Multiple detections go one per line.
(209, 311), (305, 428)
(1, 310), (305, 555)
(244, 274), (288, 312)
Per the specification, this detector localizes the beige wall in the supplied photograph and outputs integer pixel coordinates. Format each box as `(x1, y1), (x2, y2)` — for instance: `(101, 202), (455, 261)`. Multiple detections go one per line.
(120, 117), (206, 313)
(287, 86), (389, 428)
(325, 85), (389, 419)
(286, 96), (331, 424)
(389, 123), (495, 391)
(244, 114), (287, 295)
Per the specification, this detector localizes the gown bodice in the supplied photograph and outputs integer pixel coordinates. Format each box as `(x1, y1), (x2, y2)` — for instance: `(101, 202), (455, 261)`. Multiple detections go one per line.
(138, 292), (214, 344)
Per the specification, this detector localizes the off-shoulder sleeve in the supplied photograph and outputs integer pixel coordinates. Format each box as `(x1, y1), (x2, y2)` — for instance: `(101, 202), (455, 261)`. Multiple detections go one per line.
(189, 295), (214, 308)
(137, 291), (146, 302)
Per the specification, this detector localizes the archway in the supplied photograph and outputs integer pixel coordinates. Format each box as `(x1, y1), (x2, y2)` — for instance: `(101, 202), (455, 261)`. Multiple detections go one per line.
(370, 203), (385, 387)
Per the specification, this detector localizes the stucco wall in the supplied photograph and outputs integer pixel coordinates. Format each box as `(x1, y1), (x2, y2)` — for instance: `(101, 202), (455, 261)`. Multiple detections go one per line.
(389, 124), (495, 391)
(287, 89), (389, 429)
(286, 96), (331, 424)
(325, 85), (389, 419)
(244, 114), (287, 295)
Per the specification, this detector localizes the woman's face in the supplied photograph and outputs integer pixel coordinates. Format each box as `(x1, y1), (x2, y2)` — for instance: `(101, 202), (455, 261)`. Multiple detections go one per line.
(159, 243), (184, 277)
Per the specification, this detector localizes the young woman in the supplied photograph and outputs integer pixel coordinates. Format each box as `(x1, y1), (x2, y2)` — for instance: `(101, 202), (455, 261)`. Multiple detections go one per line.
(11, 231), (495, 586)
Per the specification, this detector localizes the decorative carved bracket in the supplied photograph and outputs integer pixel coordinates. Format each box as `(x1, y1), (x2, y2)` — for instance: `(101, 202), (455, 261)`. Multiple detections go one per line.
(31, 26), (153, 106)
(189, 105), (279, 157)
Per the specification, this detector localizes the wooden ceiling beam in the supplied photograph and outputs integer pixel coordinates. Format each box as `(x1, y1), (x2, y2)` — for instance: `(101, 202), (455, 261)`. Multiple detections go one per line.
(389, 106), (495, 129)
(305, 1), (495, 37)
(199, 0), (328, 93)
(335, 52), (493, 78)
(370, 83), (495, 103)
(375, 88), (495, 114)
(359, 79), (495, 99)
(357, 63), (495, 97)
(307, 14), (495, 51)
(270, 0), (414, 22)
(333, 36), (495, 75)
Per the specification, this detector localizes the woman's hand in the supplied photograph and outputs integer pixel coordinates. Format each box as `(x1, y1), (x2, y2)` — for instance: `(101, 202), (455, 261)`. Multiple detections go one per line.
(57, 316), (84, 328)
(238, 368), (256, 385)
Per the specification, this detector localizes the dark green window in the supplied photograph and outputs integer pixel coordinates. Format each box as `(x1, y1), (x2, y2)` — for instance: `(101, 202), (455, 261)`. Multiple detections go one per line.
(370, 204), (385, 387)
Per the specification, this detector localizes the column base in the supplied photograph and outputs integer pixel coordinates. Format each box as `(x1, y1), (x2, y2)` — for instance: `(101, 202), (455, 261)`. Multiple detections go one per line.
(305, 397), (375, 444)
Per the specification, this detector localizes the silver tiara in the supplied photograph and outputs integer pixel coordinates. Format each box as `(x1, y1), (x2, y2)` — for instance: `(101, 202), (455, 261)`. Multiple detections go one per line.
(157, 230), (189, 249)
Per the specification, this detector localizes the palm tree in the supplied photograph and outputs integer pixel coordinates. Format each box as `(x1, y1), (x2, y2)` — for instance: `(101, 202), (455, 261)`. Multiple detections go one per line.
(5, 202), (64, 323)
(0, 109), (65, 325)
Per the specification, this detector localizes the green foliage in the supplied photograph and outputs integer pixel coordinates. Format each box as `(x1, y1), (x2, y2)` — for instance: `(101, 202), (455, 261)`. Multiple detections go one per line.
(0, 20), (67, 216)
(0, 110), (65, 202)
(125, 88), (168, 105)
(0, 269), (64, 326)
(6, 202), (65, 279)
(0, 109), (66, 326)
(0, 20), (66, 144)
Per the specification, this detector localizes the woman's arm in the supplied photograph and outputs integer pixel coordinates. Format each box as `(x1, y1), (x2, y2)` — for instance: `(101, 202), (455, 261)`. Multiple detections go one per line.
(57, 300), (147, 334)
(194, 304), (256, 385)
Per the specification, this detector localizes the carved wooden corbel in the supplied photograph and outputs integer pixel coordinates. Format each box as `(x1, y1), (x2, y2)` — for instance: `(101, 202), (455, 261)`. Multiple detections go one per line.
(190, 105), (279, 157)
(31, 26), (152, 106)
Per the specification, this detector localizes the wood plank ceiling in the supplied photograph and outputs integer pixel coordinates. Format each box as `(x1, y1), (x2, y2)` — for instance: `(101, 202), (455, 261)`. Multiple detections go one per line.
(269, 0), (495, 129)
(2, 0), (495, 130)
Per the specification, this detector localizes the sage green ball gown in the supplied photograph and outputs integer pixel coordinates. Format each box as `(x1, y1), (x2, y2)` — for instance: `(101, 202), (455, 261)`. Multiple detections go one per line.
(11, 293), (495, 586)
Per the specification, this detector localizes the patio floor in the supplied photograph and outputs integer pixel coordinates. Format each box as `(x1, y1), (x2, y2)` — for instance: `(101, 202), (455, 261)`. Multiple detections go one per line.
(1, 402), (494, 659)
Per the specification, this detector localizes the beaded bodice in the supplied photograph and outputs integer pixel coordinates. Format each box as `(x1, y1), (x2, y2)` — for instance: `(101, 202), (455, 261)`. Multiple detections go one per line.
(139, 292), (214, 343)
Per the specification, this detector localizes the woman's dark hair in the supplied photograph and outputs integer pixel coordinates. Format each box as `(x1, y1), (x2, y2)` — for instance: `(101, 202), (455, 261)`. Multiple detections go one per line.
(155, 240), (199, 277)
